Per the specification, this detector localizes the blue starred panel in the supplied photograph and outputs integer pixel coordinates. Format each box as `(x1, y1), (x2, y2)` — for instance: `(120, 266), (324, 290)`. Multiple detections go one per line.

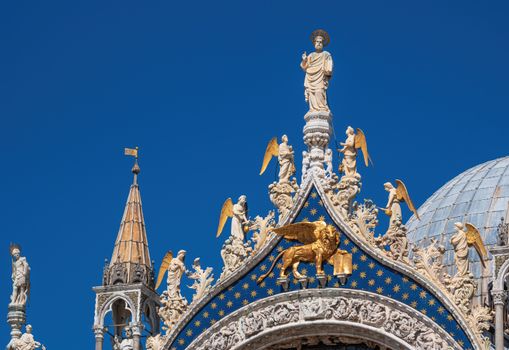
(170, 187), (473, 350)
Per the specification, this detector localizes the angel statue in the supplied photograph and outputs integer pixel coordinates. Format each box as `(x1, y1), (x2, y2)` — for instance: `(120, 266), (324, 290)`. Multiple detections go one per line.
(10, 243), (30, 306)
(7, 325), (45, 350)
(155, 250), (188, 330)
(216, 196), (250, 241)
(301, 29), (333, 112)
(259, 135), (295, 183)
(338, 126), (372, 178)
(383, 180), (420, 226)
(257, 221), (352, 283)
(451, 222), (488, 277)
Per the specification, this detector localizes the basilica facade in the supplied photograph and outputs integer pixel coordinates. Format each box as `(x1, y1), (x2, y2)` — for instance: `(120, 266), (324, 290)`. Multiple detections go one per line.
(7, 30), (509, 350)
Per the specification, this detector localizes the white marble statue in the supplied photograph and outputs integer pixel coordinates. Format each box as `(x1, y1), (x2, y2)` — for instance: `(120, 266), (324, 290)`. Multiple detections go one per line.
(383, 182), (402, 226)
(324, 148), (333, 176)
(338, 126), (371, 178)
(301, 29), (333, 112)
(451, 222), (470, 277)
(216, 196), (250, 242)
(230, 196), (249, 241)
(7, 325), (45, 350)
(339, 127), (357, 177)
(10, 244), (30, 306)
(259, 136), (295, 184)
(278, 135), (295, 183)
(113, 327), (134, 350)
(451, 222), (487, 278)
(156, 250), (189, 330)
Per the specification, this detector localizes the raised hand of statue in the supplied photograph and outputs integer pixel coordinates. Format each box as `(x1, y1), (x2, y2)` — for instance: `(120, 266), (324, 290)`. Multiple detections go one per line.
(301, 51), (307, 61)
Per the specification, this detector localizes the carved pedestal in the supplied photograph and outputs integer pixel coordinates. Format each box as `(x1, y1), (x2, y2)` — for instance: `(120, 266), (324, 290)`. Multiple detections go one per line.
(316, 274), (327, 288)
(7, 304), (26, 343)
(277, 277), (289, 292)
(303, 111), (332, 169)
(298, 277), (309, 289)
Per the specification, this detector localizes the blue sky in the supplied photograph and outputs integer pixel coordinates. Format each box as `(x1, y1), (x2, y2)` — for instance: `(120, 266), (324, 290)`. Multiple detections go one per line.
(1, 1), (508, 348)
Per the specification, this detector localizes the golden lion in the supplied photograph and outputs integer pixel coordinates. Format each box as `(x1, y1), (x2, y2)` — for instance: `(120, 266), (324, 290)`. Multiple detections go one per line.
(257, 221), (350, 283)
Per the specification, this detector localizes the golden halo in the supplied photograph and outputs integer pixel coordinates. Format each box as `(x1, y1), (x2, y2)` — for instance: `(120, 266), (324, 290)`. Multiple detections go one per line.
(310, 29), (330, 47)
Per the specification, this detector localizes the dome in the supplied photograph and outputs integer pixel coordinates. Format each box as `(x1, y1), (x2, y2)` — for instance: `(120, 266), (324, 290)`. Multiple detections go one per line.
(406, 156), (509, 294)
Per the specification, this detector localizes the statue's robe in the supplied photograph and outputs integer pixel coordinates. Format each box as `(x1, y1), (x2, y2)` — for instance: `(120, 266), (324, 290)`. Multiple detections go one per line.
(341, 135), (357, 176)
(303, 51), (333, 112)
(231, 203), (247, 241)
(278, 143), (294, 182)
(13, 333), (37, 350)
(451, 229), (469, 276)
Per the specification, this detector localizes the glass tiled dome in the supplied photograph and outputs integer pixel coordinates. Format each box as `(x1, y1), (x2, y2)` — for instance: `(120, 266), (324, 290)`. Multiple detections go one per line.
(406, 156), (509, 295)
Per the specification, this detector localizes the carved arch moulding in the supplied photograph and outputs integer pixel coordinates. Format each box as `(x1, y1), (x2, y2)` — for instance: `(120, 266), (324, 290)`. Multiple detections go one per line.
(180, 289), (461, 350)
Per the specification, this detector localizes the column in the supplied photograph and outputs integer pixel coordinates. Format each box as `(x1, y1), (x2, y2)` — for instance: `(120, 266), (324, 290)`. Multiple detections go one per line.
(131, 324), (143, 350)
(93, 326), (104, 350)
(492, 289), (507, 350)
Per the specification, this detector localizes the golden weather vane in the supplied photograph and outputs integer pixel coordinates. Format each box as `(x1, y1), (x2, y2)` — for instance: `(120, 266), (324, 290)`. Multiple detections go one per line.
(124, 146), (139, 159)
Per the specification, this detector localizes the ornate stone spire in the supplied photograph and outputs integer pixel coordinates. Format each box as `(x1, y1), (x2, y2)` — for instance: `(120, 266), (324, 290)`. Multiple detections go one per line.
(105, 151), (153, 287)
(301, 29), (333, 171)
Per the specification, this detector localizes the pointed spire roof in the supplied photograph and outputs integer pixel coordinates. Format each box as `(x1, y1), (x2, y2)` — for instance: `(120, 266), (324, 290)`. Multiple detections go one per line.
(107, 158), (153, 286)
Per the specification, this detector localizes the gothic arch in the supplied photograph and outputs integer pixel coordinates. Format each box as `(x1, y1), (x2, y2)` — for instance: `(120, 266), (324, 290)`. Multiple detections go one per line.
(95, 293), (138, 327)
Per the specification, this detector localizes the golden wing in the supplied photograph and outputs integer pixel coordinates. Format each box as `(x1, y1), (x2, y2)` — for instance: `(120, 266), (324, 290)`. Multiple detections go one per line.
(272, 221), (326, 244)
(259, 137), (279, 175)
(354, 128), (373, 167)
(465, 222), (488, 267)
(155, 251), (173, 290)
(395, 179), (420, 220)
(216, 198), (234, 238)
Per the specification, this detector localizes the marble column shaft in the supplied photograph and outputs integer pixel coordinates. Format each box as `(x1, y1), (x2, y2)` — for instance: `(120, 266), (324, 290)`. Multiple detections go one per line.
(492, 289), (507, 350)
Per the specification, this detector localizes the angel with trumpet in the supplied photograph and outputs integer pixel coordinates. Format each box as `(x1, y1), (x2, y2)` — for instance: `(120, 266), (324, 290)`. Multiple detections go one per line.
(382, 180), (420, 226)
(451, 222), (488, 277)
(338, 126), (372, 178)
(259, 135), (295, 183)
(216, 195), (251, 241)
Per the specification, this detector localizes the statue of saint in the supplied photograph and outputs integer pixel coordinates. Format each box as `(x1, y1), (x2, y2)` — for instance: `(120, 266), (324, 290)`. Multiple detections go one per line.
(301, 29), (333, 113)
(10, 244), (30, 306)
(113, 327), (134, 350)
(7, 325), (45, 350)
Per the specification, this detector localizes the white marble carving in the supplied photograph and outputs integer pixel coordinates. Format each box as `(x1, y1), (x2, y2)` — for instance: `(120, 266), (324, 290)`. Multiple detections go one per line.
(7, 325), (45, 350)
(186, 290), (460, 350)
(159, 250), (188, 331)
(188, 258), (214, 304)
(301, 30), (333, 113)
(146, 333), (166, 350)
(251, 211), (276, 252)
(113, 327), (134, 350)
(278, 135), (296, 184)
(219, 237), (253, 281)
(10, 245), (30, 307)
(268, 179), (299, 222)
